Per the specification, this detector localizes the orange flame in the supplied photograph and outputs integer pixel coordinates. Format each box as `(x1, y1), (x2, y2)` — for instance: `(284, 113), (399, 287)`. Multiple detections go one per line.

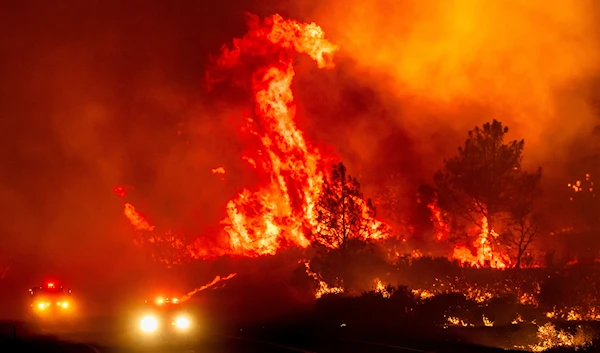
(212, 166), (226, 174)
(303, 261), (343, 298)
(115, 14), (392, 261)
(452, 215), (508, 269)
(179, 273), (237, 302)
(427, 197), (449, 241)
(215, 14), (339, 256)
(212, 166), (226, 182)
(123, 203), (155, 232)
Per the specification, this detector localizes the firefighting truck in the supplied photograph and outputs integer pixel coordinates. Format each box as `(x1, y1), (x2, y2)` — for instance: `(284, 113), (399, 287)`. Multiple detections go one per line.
(135, 295), (197, 344)
(28, 283), (74, 320)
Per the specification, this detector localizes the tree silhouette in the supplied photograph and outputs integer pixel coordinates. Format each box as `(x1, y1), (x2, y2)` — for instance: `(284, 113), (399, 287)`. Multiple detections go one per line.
(502, 171), (542, 268)
(311, 162), (382, 291)
(434, 120), (542, 266)
(314, 162), (379, 249)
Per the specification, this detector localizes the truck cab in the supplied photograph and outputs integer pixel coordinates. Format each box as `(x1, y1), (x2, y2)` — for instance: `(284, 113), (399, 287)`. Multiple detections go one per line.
(28, 283), (74, 320)
(135, 296), (197, 345)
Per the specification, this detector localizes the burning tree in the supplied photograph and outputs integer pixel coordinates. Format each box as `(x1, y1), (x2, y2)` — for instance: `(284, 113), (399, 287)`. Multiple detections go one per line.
(434, 120), (542, 268)
(314, 162), (380, 249)
(310, 163), (387, 292)
(502, 172), (542, 268)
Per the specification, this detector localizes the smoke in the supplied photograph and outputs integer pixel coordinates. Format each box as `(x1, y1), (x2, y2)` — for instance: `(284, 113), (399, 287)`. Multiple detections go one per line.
(0, 1), (241, 317)
(290, 0), (600, 182)
(2, 0), (599, 317)
(0, 0), (318, 317)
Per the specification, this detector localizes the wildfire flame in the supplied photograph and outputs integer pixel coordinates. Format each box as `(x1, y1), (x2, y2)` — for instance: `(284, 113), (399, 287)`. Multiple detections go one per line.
(113, 186), (154, 232)
(374, 278), (390, 298)
(212, 166), (227, 182)
(212, 166), (226, 174)
(451, 215), (509, 269)
(427, 197), (449, 242)
(115, 14), (393, 262)
(425, 198), (511, 269)
(215, 14), (340, 257)
(303, 261), (343, 299)
(179, 273), (237, 303)
(529, 322), (592, 352)
(123, 203), (155, 232)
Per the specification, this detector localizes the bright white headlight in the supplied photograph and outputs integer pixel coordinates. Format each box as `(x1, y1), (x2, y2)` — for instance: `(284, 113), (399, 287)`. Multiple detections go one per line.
(140, 315), (158, 333)
(175, 316), (190, 329)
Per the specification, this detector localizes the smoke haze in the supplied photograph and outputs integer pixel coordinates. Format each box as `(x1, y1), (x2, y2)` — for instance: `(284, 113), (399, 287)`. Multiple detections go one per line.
(292, 0), (600, 175)
(1, 0), (599, 317)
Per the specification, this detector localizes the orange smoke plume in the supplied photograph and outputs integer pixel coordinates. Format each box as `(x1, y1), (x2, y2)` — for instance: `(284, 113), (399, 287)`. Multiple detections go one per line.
(300, 0), (600, 170)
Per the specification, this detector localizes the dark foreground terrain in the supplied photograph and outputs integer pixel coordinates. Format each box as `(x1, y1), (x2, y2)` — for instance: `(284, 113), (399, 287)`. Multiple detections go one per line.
(0, 317), (534, 353)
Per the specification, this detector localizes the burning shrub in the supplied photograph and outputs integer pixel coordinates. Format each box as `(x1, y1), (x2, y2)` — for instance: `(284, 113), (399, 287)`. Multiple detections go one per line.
(395, 256), (463, 286)
(481, 295), (520, 326)
(315, 286), (417, 328)
(433, 120), (543, 269)
(309, 238), (390, 294)
(529, 322), (595, 352)
(415, 292), (481, 327)
(538, 264), (600, 320)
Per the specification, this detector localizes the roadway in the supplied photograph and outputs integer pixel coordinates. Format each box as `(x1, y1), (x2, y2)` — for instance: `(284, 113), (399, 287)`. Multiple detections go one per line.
(0, 319), (521, 353)
(1, 334), (443, 353)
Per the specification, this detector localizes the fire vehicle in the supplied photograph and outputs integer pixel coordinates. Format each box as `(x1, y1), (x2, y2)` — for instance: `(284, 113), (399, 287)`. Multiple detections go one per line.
(135, 296), (197, 343)
(28, 283), (74, 320)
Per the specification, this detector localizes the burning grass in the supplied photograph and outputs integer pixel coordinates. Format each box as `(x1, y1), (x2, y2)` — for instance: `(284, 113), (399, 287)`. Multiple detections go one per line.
(307, 256), (600, 352)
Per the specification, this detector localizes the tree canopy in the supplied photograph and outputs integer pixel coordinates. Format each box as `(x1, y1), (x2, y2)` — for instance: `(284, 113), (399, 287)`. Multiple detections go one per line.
(313, 162), (379, 249)
(434, 120), (542, 266)
(311, 162), (385, 291)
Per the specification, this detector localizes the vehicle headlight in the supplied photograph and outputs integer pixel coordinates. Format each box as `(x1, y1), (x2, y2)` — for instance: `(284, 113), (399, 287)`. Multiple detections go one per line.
(174, 316), (190, 329)
(37, 302), (46, 310)
(61, 301), (69, 308)
(140, 315), (158, 333)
